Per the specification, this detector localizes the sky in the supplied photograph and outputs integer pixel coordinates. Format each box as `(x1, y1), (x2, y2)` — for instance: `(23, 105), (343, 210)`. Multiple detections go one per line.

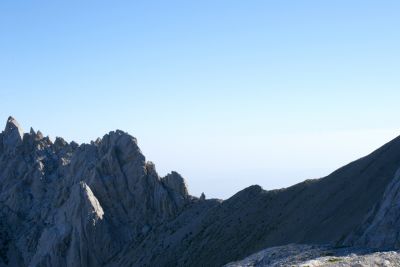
(1, 1), (400, 199)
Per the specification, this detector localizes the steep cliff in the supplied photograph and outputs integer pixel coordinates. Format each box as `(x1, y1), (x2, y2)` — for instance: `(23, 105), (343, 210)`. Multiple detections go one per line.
(0, 117), (196, 266)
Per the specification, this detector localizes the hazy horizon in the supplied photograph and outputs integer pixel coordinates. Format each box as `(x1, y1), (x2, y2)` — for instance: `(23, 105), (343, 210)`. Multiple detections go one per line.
(1, 1), (400, 198)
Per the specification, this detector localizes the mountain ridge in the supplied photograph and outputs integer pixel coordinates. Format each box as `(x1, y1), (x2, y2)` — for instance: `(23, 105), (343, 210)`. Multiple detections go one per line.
(1, 116), (400, 266)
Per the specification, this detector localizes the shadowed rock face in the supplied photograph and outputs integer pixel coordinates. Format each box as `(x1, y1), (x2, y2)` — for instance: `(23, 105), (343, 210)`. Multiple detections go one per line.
(1, 116), (400, 267)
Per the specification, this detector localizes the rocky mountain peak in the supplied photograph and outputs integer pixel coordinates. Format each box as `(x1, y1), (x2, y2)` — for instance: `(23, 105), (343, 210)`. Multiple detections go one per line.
(0, 117), (195, 266)
(162, 171), (189, 197)
(5, 116), (20, 129)
(4, 116), (23, 135)
(2, 116), (24, 152)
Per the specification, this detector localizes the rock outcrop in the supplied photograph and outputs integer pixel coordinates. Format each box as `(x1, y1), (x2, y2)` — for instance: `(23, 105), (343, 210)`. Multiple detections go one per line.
(0, 117), (194, 266)
(2, 116), (23, 153)
(344, 168), (400, 249)
(224, 244), (400, 267)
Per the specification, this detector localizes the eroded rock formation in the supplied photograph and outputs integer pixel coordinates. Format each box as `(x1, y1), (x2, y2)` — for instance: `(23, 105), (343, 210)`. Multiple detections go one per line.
(0, 117), (194, 266)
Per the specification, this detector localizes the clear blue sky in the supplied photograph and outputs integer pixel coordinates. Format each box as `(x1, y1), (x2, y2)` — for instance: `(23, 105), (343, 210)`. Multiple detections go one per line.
(1, 1), (400, 198)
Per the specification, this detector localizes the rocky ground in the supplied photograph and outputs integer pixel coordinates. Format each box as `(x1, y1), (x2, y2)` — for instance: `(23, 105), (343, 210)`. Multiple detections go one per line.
(225, 244), (400, 267)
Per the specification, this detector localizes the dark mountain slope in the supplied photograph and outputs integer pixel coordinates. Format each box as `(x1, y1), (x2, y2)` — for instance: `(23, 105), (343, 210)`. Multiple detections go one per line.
(111, 135), (400, 266)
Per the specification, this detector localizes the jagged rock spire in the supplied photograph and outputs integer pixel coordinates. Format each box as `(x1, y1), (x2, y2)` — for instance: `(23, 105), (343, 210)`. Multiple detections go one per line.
(5, 116), (23, 137)
(162, 171), (189, 197)
(29, 127), (36, 135)
(2, 116), (23, 151)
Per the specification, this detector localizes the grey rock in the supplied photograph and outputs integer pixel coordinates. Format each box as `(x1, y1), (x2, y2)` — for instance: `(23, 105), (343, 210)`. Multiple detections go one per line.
(2, 116), (23, 153)
(344, 168), (400, 249)
(2, 116), (400, 267)
(224, 244), (400, 267)
(0, 117), (192, 267)
(162, 171), (189, 197)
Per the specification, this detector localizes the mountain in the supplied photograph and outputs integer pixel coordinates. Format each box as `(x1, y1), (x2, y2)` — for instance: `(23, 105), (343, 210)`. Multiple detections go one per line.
(1, 116), (400, 267)
(0, 116), (195, 266)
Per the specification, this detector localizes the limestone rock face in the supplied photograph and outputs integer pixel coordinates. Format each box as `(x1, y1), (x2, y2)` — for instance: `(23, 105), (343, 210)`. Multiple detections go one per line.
(0, 117), (192, 267)
(224, 244), (400, 267)
(162, 171), (189, 197)
(344, 168), (400, 249)
(2, 116), (23, 153)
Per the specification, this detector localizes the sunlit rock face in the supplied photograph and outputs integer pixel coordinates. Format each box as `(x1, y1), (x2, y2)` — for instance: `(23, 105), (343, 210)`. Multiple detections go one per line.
(0, 117), (194, 266)
(2, 116), (23, 153)
(224, 244), (400, 267)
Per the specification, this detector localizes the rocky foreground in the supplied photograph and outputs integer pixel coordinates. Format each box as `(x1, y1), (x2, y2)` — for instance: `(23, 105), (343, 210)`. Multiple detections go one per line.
(2, 116), (400, 266)
(225, 244), (400, 267)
